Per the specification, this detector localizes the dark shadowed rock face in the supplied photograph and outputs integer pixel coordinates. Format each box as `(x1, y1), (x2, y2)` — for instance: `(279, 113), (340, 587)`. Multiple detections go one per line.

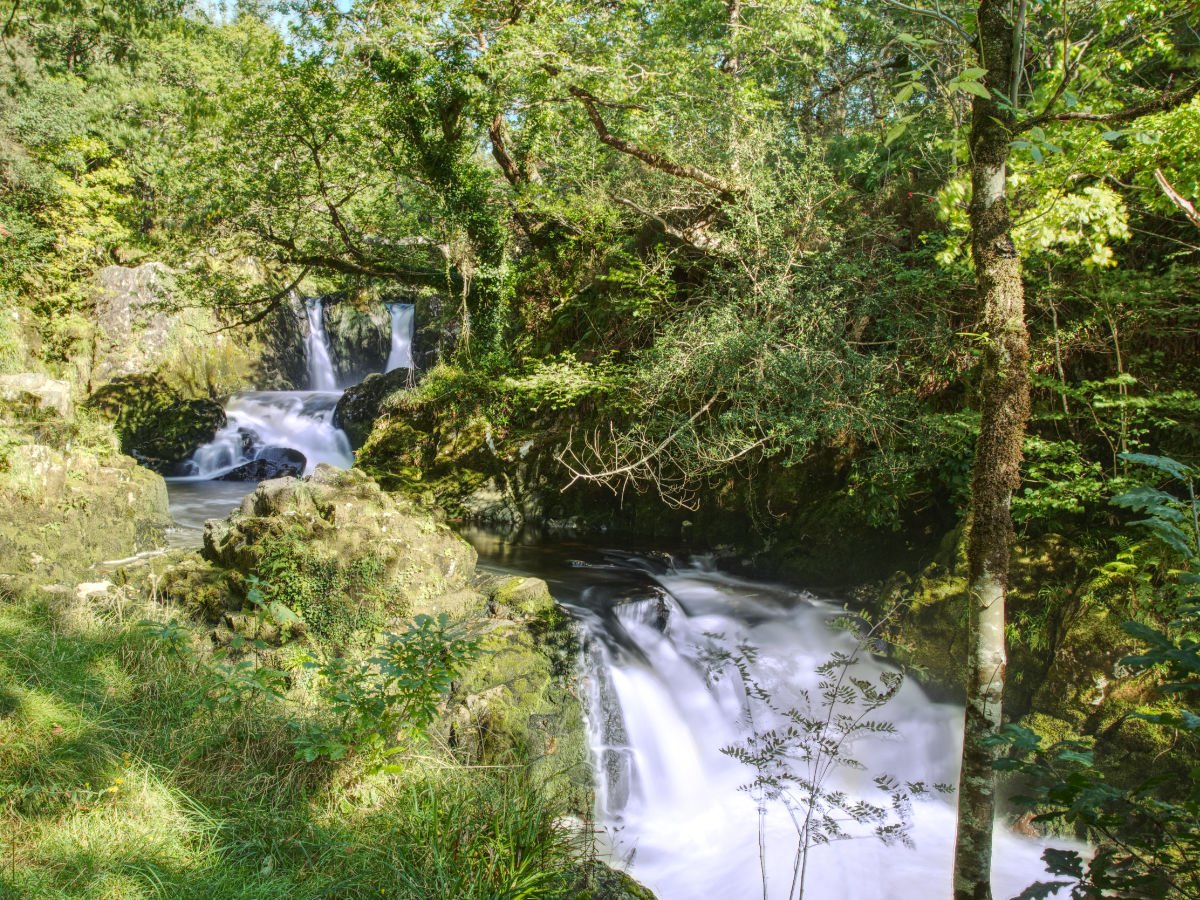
(321, 299), (391, 386)
(214, 447), (307, 481)
(89, 375), (226, 472)
(332, 368), (410, 449)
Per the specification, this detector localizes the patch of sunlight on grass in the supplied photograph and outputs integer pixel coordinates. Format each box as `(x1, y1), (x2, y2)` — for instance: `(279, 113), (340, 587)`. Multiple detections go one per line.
(22, 764), (222, 896)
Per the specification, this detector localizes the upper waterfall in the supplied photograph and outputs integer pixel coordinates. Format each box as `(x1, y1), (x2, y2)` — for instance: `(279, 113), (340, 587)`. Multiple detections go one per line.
(385, 302), (415, 372)
(305, 298), (338, 390)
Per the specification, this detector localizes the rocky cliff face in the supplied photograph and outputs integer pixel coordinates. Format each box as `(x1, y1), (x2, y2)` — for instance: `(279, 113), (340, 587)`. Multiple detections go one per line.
(320, 299), (391, 386)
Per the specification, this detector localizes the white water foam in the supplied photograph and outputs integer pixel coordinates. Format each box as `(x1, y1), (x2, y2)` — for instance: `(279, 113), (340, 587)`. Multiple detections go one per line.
(582, 566), (1080, 900)
(306, 297), (338, 390)
(173, 390), (351, 480)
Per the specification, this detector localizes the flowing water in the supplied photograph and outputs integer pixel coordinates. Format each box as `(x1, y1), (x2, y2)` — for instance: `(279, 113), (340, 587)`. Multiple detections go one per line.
(171, 390), (352, 481)
(161, 302), (1075, 899)
(305, 297), (338, 390)
(172, 295), (352, 483)
(385, 302), (415, 372)
(461, 529), (1077, 900)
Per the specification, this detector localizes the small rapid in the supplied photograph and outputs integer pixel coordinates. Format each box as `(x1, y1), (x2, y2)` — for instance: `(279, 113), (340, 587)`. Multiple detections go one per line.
(171, 390), (352, 480)
(581, 564), (1078, 899)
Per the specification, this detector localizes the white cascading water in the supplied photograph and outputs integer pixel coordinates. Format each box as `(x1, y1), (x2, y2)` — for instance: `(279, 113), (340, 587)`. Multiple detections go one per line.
(385, 302), (415, 372)
(306, 297), (339, 390)
(579, 562), (1079, 900)
(173, 391), (352, 479)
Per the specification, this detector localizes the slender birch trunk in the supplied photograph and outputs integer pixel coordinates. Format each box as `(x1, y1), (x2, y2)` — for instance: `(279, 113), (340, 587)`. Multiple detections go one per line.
(952, 2), (1031, 897)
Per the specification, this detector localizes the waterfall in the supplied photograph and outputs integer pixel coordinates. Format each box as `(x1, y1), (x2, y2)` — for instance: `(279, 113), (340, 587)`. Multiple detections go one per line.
(575, 563), (1081, 900)
(173, 391), (352, 480)
(385, 303), (415, 372)
(306, 298), (338, 390)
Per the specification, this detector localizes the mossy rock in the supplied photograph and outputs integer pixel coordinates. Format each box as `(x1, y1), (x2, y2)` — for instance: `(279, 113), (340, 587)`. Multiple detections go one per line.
(333, 368), (409, 450)
(158, 555), (237, 622)
(452, 608), (589, 805)
(488, 575), (555, 617)
(89, 374), (225, 471)
(0, 442), (169, 582)
(575, 861), (657, 900)
(200, 466), (479, 647)
(357, 410), (495, 516)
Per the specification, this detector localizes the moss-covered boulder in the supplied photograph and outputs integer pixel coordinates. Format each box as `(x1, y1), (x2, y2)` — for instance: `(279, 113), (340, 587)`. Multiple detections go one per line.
(89, 374), (225, 471)
(450, 576), (591, 808)
(0, 373), (73, 420)
(199, 465), (478, 645)
(333, 368), (409, 450)
(0, 441), (169, 582)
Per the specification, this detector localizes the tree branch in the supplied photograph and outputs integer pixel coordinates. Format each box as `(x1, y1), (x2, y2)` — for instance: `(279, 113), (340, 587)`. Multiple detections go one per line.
(877, 0), (971, 42)
(1155, 168), (1200, 229)
(208, 266), (312, 333)
(544, 65), (742, 199)
(1019, 77), (1200, 131)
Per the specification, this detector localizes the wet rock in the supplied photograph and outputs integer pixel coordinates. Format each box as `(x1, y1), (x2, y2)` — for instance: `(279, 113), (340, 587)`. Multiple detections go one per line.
(89, 374), (226, 470)
(320, 298), (391, 386)
(333, 368), (410, 450)
(214, 447), (307, 481)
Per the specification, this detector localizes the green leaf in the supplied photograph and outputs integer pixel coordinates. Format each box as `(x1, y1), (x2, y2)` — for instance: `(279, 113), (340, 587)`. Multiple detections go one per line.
(1119, 452), (1194, 481)
(960, 67), (988, 81)
(884, 121), (907, 146)
(952, 80), (991, 99)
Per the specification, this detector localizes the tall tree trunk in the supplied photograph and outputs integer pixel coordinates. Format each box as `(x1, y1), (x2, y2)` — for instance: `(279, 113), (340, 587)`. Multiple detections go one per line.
(952, 2), (1031, 898)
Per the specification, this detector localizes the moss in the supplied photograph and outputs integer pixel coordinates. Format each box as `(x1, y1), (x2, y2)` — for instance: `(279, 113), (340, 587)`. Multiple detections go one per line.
(88, 374), (225, 470)
(0, 441), (169, 582)
(453, 618), (590, 806)
(158, 556), (236, 622)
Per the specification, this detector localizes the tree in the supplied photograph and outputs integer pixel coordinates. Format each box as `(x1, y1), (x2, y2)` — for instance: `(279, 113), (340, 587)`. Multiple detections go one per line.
(883, 1), (1200, 895)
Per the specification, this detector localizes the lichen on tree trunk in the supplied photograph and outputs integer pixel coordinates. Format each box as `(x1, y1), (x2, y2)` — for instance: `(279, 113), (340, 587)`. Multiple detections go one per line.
(952, 1), (1032, 897)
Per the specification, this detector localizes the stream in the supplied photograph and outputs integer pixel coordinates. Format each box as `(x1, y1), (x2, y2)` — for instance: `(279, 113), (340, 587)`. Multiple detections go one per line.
(161, 299), (1074, 899)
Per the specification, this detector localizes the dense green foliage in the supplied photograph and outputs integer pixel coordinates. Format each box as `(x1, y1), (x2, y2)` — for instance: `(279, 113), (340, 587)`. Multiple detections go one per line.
(2, 0), (1200, 894)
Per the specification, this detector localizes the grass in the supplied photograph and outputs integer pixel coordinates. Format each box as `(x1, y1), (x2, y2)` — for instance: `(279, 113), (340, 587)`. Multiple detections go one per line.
(0, 587), (594, 899)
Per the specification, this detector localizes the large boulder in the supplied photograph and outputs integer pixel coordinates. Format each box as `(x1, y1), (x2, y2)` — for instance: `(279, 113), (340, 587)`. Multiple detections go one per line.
(88, 374), (225, 471)
(332, 368), (410, 449)
(0, 442), (169, 582)
(200, 465), (479, 645)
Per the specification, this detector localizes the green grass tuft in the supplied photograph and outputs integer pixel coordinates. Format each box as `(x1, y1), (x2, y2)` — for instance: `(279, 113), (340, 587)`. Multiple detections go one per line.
(0, 589), (596, 899)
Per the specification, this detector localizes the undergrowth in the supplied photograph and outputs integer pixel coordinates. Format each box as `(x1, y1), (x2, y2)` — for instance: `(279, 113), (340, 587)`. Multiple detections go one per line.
(0, 586), (590, 898)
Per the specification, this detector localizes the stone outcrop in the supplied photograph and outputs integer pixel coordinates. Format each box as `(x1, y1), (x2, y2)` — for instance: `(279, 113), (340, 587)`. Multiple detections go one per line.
(332, 368), (409, 449)
(89, 374), (226, 471)
(0, 373), (73, 420)
(89, 262), (303, 398)
(321, 299), (391, 386)
(0, 442), (169, 582)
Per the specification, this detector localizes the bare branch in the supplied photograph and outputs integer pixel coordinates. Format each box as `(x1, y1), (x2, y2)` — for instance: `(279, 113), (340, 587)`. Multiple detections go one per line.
(1155, 168), (1200, 230)
(877, 0), (971, 42)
